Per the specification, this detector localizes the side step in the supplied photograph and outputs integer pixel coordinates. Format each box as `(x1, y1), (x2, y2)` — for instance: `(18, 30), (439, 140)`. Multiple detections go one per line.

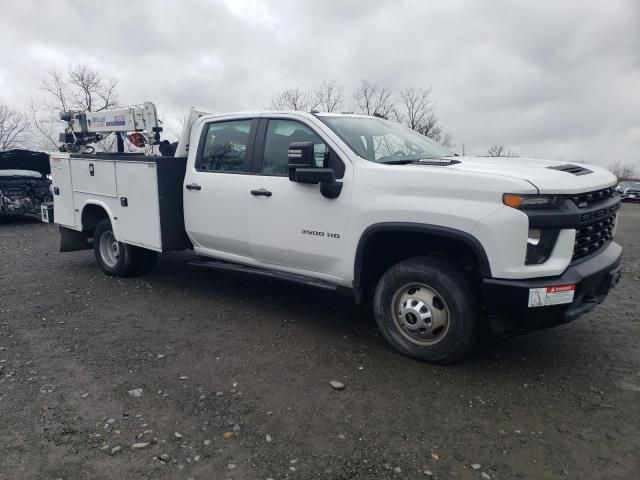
(189, 259), (338, 291)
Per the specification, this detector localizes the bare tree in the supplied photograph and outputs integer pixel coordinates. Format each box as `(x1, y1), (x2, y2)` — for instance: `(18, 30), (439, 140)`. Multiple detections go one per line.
(30, 100), (59, 150)
(0, 105), (31, 150)
(314, 80), (344, 112)
(487, 144), (519, 157)
(40, 65), (118, 113)
(269, 87), (318, 111)
(32, 64), (120, 151)
(353, 80), (395, 118)
(414, 112), (453, 148)
(39, 70), (69, 114)
(270, 80), (453, 147)
(609, 160), (638, 180)
(487, 144), (505, 157)
(396, 87), (453, 147)
(397, 87), (433, 129)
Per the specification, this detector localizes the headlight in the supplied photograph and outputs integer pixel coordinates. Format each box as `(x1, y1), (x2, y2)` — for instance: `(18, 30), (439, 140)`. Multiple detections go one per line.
(503, 193), (561, 209)
(525, 228), (559, 265)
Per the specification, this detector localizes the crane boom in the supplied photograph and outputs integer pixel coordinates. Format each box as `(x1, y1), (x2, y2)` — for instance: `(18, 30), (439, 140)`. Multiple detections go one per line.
(59, 101), (162, 153)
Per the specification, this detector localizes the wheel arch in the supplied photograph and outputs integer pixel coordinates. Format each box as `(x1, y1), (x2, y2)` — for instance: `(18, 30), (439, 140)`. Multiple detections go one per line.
(80, 201), (117, 236)
(353, 222), (492, 302)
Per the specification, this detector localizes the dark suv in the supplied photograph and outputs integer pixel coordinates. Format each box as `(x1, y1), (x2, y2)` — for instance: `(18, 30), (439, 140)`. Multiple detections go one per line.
(617, 181), (640, 202)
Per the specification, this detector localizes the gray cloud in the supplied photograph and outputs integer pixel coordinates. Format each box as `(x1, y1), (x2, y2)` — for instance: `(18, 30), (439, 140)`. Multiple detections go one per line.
(0, 0), (638, 168)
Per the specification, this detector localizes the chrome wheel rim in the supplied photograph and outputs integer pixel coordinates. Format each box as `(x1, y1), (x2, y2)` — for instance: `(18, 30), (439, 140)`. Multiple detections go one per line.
(391, 283), (450, 346)
(99, 230), (120, 268)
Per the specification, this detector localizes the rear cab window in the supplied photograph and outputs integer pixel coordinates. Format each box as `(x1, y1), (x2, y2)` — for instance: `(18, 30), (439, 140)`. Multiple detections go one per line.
(197, 119), (255, 173)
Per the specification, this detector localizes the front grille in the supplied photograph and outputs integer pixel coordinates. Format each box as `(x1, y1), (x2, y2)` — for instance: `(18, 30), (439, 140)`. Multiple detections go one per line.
(570, 186), (616, 208)
(573, 214), (616, 261)
(571, 187), (619, 261)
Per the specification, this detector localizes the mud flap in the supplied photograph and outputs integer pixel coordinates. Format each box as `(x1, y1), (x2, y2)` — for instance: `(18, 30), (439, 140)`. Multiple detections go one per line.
(60, 226), (91, 252)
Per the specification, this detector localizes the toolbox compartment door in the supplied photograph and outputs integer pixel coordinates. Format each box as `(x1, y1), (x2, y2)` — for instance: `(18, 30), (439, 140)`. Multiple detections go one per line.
(114, 161), (162, 250)
(71, 159), (117, 197)
(50, 153), (76, 228)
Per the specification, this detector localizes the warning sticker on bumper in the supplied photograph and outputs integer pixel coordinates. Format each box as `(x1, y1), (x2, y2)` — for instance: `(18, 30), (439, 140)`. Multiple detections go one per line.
(528, 285), (576, 308)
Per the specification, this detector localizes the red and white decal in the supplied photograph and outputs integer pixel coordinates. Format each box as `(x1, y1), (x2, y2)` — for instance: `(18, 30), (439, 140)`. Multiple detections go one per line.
(528, 284), (576, 308)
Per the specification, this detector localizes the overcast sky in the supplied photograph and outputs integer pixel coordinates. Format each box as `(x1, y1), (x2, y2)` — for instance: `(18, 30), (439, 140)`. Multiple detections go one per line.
(0, 0), (638, 168)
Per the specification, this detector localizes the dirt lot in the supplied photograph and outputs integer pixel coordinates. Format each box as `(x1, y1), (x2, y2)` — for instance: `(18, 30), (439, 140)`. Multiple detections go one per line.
(1, 205), (639, 480)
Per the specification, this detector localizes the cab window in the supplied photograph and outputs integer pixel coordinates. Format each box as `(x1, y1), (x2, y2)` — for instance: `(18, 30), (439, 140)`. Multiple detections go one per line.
(197, 119), (253, 172)
(262, 119), (330, 176)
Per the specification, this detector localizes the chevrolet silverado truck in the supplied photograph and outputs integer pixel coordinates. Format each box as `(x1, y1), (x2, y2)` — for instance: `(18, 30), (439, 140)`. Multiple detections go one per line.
(48, 109), (623, 363)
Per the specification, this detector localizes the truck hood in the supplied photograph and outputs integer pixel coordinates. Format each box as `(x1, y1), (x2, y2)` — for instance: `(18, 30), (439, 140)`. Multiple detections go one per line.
(0, 169), (44, 178)
(0, 149), (50, 176)
(440, 156), (616, 194)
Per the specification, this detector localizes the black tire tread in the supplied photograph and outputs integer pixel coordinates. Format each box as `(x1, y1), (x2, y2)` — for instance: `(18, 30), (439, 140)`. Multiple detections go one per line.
(93, 218), (156, 277)
(373, 256), (479, 364)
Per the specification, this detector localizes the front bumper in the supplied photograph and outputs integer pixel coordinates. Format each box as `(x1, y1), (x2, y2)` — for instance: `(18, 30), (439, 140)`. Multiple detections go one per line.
(621, 192), (640, 201)
(482, 242), (622, 333)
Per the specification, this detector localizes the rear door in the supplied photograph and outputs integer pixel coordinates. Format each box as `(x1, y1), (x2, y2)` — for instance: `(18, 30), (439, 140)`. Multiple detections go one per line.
(183, 117), (258, 261)
(247, 117), (352, 282)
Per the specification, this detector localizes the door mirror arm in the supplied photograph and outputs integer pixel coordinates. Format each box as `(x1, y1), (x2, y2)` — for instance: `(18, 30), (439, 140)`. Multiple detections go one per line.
(320, 180), (343, 199)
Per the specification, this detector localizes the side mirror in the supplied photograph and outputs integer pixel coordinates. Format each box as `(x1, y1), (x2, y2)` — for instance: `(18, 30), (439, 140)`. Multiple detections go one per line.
(294, 168), (335, 184)
(288, 141), (315, 181)
(288, 141), (343, 199)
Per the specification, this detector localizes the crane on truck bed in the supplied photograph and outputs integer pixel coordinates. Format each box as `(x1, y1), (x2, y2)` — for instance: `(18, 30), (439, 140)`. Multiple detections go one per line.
(59, 101), (163, 154)
(58, 101), (207, 157)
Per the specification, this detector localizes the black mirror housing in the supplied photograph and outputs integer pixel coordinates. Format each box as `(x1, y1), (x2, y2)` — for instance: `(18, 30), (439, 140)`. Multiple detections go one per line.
(288, 141), (315, 181)
(294, 168), (336, 184)
(288, 141), (343, 199)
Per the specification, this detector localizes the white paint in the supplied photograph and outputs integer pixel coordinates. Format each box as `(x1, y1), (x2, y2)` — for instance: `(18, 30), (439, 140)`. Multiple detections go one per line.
(53, 110), (619, 286)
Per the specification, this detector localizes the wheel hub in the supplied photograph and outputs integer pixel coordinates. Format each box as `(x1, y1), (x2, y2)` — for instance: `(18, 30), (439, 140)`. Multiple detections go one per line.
(392, 284), (450, 346)
(99, 230), (120, 268)
(399, 298), (432, 331)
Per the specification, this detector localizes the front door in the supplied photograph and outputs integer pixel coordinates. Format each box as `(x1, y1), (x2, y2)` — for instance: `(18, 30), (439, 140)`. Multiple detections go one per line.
(247, 118), (352, 282)
(183, 118), (257, 262)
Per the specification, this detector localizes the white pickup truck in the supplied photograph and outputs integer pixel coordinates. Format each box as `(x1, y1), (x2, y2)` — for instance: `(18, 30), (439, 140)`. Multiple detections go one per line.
(49, 108), (622, 363)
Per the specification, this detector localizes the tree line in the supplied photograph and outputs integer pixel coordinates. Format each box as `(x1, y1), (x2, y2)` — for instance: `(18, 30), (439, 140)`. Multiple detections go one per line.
(0, 64), (638, 179)
(269, 79), (453, 147)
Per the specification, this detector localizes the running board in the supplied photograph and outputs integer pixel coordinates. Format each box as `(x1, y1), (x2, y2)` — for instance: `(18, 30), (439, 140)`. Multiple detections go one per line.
(189, 259), (338, 291)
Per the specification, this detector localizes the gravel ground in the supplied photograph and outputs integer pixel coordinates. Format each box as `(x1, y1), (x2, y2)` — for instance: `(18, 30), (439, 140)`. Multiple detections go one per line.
(1, 204), (639, 480)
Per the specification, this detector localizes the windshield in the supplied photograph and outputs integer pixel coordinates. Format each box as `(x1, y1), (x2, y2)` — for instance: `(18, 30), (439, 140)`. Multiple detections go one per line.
(319, 115), (453, 163)
(618, 181), (640, 190)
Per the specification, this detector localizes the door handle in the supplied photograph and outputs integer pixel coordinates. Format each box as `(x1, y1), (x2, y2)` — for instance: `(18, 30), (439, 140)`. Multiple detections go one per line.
(251, 189), (272, 197)
(186, 183), (202, 191)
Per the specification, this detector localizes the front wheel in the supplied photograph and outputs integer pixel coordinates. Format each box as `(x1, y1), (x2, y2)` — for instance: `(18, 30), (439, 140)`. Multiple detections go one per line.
(373, 257), (480, 363)
(94, 218), (157, 276)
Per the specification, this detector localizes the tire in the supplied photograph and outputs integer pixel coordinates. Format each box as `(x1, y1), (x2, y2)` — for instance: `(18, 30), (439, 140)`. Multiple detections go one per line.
(131, 247), (158, 275)
(373, 257), (480, 364)
(93, 218), (157, 277)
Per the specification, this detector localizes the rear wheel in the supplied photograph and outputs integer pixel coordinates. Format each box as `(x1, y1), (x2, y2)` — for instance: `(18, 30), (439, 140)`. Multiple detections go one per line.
(373, 257), (480, 363)
(131, 247), (158, 275)
(94, 218), (157, 276)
